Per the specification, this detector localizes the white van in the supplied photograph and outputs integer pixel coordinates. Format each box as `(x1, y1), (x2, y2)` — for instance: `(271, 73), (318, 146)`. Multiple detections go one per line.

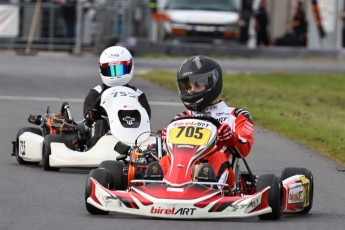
(157, 0), (240, 43)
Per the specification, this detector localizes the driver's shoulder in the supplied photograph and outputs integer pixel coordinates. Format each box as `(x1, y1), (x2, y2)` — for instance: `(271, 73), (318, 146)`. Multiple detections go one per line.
(125, 84), (144, 96)
(92, 84), (107, 94)
(232, 108), (253, 122)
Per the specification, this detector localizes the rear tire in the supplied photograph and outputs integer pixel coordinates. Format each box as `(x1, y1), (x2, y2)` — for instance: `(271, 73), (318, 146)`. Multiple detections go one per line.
(15, 127), (42, 165)
(85, 168), (112, 215)
(281, 167), (314, 214)
(256, 174), (283, 220)
(99, 161), (126, 190)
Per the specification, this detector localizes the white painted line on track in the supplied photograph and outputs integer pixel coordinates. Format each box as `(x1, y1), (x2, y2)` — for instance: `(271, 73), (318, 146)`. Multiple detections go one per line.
(0, 95), (183, 106)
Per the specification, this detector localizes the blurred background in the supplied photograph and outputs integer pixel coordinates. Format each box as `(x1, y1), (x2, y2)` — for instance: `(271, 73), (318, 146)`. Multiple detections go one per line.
(0, 0), (344, 56)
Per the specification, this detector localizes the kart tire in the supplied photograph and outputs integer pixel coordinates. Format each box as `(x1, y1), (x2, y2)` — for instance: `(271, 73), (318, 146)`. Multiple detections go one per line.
(256, 174), (283, 220)
(42, 134), (74, 171)
(99, 161), (126, 190)
(85, 168), (112, 215)
(281, 167), (314, 214)
(15, 127), (42, 165)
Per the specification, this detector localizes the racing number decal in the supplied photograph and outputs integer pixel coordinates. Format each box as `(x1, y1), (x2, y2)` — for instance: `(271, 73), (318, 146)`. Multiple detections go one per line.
(19, 140), (26, 155)
(176, 127), (203, 139)
(169, 126), (211, 145)
(111, 91), (136, 98)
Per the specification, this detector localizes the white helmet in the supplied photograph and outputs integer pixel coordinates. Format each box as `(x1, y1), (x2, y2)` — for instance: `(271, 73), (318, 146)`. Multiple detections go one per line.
(99, 46), (134, 87)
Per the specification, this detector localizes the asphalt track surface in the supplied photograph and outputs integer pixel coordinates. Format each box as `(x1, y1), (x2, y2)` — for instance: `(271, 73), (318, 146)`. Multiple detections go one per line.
(0, 52), (344, 230)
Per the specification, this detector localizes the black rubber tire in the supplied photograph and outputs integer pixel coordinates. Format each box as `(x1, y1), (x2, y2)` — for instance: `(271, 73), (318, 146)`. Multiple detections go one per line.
(256, 174), (283, 220)
(42, 134), (75, 171)
(99, 161), (126, 190)
(85, 168), (112, 215)
(42, 135), (61, 171)
(281, 167), (314, 214)
(15, 127), (42, 165)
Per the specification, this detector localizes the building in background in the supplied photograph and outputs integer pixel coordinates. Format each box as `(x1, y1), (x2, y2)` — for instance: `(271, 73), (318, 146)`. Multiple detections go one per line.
(0, 0), (344, 52)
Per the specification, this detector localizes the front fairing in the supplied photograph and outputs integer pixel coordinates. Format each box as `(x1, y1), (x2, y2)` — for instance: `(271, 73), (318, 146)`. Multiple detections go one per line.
(164, 118), (218, 185)
(100, 86), (151, 144)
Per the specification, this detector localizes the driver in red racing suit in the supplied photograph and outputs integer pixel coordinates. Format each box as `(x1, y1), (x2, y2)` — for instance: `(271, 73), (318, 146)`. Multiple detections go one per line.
(160, 56), (254, 191)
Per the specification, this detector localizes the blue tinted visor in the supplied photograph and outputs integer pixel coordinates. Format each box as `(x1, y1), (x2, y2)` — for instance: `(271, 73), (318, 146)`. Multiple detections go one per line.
(100, 61), (132, 77)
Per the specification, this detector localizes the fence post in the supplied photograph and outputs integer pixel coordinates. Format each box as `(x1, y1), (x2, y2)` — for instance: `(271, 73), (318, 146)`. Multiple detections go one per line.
(74, 0), (83, 56)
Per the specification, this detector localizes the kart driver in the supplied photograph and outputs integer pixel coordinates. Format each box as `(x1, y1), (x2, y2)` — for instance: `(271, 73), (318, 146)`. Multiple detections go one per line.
(83, 46), (151, 147)
(160, 56), (254, 191)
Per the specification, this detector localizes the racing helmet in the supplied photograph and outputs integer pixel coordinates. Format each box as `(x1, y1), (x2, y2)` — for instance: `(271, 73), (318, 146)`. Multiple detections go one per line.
(177, 56), (222, 112)
(99, 46), (134, 87)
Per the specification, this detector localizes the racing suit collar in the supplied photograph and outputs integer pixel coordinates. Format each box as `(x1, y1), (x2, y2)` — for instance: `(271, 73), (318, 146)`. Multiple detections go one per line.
(202, 100), (227, 113)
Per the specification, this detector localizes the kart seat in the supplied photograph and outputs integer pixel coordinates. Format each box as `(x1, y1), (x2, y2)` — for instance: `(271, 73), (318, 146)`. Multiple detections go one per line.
(196, 163), (217, 182)
(76, 121), (87, 140)
(144, 162), (163, 180)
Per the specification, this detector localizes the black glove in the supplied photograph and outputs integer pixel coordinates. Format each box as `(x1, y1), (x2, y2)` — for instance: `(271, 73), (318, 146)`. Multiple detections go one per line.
(85, 109), (100, 125)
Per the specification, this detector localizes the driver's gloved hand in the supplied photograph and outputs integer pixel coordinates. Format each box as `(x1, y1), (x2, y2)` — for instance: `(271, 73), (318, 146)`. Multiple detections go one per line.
(86, 109), (100, 124)
(217, 123), (237, 147)
(174, 111), (191, 120)
(161, 126), (167, 142)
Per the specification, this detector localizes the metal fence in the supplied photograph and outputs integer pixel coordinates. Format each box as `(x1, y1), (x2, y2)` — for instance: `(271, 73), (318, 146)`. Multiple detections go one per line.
(0, 0), (152, 54)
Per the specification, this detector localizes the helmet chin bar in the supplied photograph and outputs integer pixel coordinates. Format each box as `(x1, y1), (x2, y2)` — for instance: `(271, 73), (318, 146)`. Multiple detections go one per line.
(183, 98), (205, 111)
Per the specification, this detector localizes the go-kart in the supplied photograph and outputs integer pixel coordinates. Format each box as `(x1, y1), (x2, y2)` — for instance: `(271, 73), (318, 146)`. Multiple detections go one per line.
(12, 86), (154, 171)
(85, 114), (313, 219)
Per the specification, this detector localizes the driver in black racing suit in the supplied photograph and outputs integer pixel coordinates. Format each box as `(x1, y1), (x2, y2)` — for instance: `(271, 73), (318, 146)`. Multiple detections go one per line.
(83, 46), (151, 147)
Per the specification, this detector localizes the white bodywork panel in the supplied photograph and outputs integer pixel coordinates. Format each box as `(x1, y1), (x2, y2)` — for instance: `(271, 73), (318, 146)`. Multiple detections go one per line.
(18, 132), (43, 162)
(49, 135), (156, 168)
(17, 86), (153, 168)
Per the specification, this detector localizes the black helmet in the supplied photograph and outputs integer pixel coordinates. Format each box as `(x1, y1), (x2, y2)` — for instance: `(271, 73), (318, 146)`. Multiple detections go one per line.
(177, 56), (222, 112)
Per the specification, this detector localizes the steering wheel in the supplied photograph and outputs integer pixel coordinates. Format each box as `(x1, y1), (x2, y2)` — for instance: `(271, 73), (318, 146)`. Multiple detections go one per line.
(171, 113), (221, 128)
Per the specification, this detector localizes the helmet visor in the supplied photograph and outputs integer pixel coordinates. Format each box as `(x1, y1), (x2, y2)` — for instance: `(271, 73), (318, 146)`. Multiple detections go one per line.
(178, 69), (219, 96)
(100, 61), (132, 77)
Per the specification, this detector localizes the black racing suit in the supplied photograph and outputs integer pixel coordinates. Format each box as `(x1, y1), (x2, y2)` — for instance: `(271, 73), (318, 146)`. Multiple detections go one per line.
(83, 83), (151, 147)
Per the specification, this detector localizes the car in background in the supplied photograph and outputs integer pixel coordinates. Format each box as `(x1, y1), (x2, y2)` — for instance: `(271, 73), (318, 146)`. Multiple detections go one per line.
(156, 0), (240, 43)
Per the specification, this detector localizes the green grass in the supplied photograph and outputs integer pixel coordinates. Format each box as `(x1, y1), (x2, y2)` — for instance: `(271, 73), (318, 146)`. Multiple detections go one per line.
(137, 70), (345, 165)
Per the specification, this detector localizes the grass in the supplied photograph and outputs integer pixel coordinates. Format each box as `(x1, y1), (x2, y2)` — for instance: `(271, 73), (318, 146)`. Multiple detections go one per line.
(137, 70), (345, 165)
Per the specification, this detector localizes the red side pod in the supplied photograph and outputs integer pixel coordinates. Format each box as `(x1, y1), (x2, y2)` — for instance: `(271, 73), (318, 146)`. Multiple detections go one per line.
(90, 178), (102, 205)
(250, 189), (269, 213)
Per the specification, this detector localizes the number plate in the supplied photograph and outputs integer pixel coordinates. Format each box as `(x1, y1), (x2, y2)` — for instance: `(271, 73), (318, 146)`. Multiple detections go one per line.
(168, 126), (211, 145)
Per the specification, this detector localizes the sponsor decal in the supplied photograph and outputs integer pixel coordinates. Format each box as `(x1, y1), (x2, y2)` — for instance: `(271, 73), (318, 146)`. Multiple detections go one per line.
(182, 71), (193, 76)
(176, 144), (194, 149)
(104, 195), (123, 208)
(173, 121), (195, 127)
(167, 187), (184, 192)
(228, 197), (261, 212)
(93, 85), (103, 93)
(108, 53), (119, 58)
(136, 88), (143, 96)
(194, 122), (210, 128)
(243, 121), (254, 135)
(151, 207), (196, 216)
(288, 184), (304, 204)
(122, 116), (135, 125)
(217, 117), (227, 123)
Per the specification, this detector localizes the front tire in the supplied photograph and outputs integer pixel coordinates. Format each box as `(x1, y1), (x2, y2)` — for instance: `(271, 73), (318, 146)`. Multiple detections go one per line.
(281, 167), (314, 214)
(42, 135), (61, 171)
(42, 134), (75, 171)
(15, 127), (42, 165)
(256, 174), (283, 220)
(99, 161), (126, 190)
(85, 168), (112, 215)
